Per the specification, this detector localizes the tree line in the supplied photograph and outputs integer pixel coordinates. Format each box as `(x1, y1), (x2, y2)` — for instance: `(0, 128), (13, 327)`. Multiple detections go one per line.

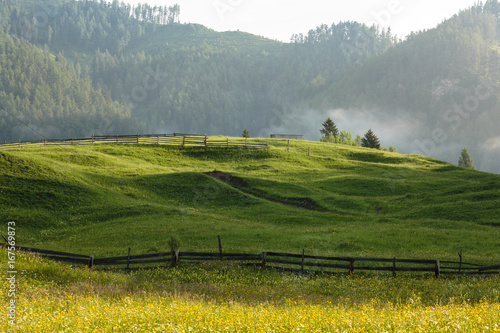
(4, 0), (180, 54)
(319, 117), (396, 152)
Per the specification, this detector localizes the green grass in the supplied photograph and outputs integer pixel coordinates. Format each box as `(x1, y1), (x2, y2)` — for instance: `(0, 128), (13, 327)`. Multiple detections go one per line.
(2, 249), (499, 332)
(4, 248), (500, 306)
(1, 138), (499, 262)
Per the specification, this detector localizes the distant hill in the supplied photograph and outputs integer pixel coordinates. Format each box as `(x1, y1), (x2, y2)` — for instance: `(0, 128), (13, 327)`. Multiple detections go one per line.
(1, 0), (500, 172)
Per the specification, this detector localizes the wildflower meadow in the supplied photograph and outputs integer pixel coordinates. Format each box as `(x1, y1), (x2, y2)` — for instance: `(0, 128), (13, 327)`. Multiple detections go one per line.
(2, 250), (499, 332)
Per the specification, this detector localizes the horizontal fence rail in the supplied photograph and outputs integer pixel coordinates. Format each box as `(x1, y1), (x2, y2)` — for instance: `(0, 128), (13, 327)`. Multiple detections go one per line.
(15, 245), (93, 266)
(0, 133), (268, 149)
(4, 236), (499, 276)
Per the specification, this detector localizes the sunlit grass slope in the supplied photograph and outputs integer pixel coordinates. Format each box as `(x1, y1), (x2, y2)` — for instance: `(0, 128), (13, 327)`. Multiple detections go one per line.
(0, 138), (499, 261)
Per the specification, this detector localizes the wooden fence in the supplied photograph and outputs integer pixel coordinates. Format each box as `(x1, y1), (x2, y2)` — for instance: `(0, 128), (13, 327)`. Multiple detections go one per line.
(0, 133), (268, 149)
(5, 237), (499, 277)
(262, 251), (499, 277)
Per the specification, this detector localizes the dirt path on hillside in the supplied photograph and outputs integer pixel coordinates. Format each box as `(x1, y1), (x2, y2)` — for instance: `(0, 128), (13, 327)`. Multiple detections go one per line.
(205, 171), (329, 212)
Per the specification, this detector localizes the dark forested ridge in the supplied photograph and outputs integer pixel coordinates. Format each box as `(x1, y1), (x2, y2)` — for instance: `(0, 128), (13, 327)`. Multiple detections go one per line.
(0, 27), (137, 140)
(1, 0), (500, 172)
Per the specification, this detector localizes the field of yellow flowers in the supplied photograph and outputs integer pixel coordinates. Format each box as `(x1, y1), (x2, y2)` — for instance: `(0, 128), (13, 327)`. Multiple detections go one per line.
(2, 250), (500, 332)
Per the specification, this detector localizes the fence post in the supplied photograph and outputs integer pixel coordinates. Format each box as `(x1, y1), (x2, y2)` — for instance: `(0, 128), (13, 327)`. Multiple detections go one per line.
(182, 136), (185, 147)
(116, 135), (119, 143)
(458, 250), (463, 274)
(157, 135), (160, 145)
(218, 235), (223, 261)
(2, 234), (9, 246)
(392, 257), (397, 278)
(170, 246), (179, 267)
(169, 249), (180, 267)
(127, 247), (131, 270)
(349, 258), (355, 275)
(204, 135), (207, 147)
(137, 133), (140, 144)
(262, 252), (267, 268)
(226, 138), (229, 147)
(435, 260), (441, 278)
(88, 255), (94, 269)
(44, 138), (47, 146)
(301, 249), (305, 272)
(18, 139), (21, 148)
(92, 134), (95, 144)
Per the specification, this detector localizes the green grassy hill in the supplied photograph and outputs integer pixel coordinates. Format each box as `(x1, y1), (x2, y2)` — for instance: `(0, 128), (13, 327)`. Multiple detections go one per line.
(1, 139), (499, 262)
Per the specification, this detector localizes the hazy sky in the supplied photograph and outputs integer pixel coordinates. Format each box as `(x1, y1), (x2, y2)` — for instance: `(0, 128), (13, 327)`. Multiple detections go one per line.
(125, 0), (479, 41)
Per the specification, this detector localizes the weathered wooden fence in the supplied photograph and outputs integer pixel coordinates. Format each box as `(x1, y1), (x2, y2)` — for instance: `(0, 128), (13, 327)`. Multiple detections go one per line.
(14, 245), (92, 266)
(0, 133), (268, 149)
(5, 237), (499, 276)
(261, 251), (497, 277)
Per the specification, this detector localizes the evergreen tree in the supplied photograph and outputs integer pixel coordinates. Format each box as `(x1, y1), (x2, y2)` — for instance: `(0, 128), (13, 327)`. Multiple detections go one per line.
(242, 128), (250, 138)
(361, 129), (381, 149)
(458, 147), (476, 170)
(320, 117), (339, 139)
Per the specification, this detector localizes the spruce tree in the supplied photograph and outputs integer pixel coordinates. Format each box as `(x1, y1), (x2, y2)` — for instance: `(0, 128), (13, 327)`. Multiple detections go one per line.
(458, 147), (475, 170)
(361, 129), (381, 149)
(242, 128), (250, 138)
(320, 117), (339, 139)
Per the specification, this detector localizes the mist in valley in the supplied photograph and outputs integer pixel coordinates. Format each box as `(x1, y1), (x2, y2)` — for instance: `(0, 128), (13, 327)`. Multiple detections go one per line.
(267, 107), (500, 174)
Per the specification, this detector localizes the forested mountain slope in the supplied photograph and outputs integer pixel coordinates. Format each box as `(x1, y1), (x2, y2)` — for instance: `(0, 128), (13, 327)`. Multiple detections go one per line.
(0, 27), (137, 141)
(0, 0), (396, 137)
(1, 0), (500, 172)
(306, 4), (500, 172)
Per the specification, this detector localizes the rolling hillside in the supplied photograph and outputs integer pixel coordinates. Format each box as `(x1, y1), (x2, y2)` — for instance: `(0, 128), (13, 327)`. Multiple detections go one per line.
(1, 140), (499, 261)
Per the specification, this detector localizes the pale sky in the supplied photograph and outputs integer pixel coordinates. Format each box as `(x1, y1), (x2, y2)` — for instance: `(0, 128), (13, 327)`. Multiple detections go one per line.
(124, 0), (479, 41)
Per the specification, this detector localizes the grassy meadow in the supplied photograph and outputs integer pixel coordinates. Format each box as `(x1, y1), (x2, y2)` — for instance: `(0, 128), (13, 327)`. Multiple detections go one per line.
(1, 249), (499, 332)
(1, 138), (499, 261)
(1, 138), (500, 332)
